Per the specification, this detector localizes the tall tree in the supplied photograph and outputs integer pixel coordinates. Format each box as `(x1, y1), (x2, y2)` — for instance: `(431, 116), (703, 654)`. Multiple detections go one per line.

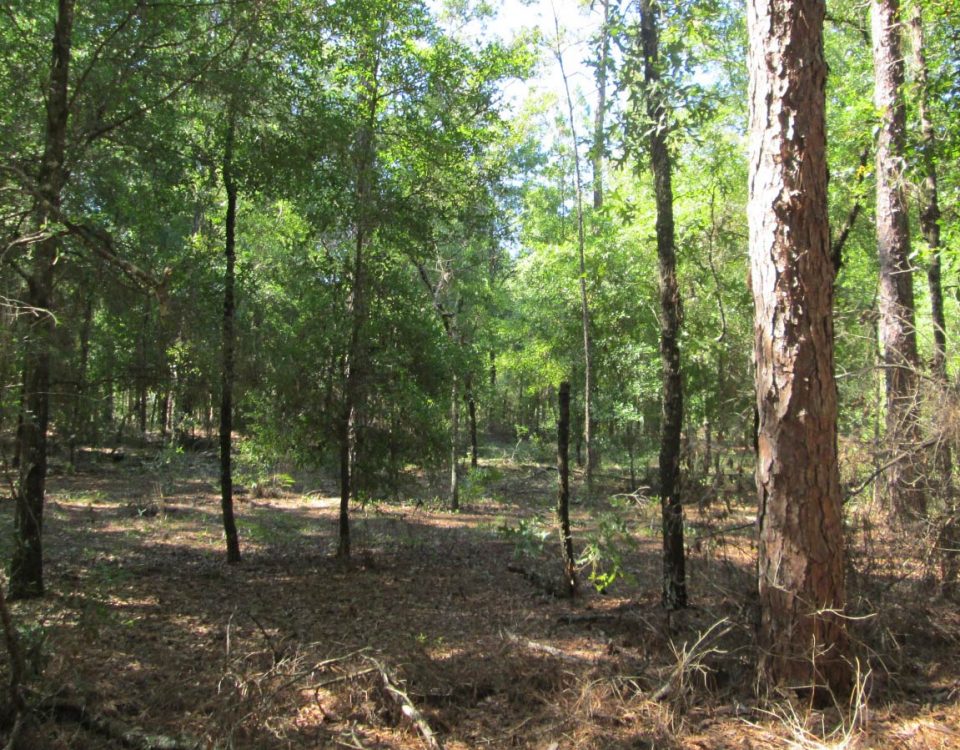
(10, 0), (75, 599)
(553, 15), (596, 494)
(872, 0), (924, 517)
(747, 0), (850, 697)
(219, 107), (241, 564)
(638, 0), (686, 610)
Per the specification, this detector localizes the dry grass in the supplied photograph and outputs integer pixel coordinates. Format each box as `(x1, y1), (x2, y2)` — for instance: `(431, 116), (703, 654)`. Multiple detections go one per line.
(0, 443), (957, 748)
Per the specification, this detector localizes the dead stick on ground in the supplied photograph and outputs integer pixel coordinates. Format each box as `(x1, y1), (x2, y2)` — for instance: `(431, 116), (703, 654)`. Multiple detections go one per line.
(365, 657), (443, 750)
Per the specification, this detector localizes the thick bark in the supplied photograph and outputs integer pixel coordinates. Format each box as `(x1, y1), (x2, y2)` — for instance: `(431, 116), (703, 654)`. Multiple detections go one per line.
(747, 0), (850, 697)
(553, 15), (595, 493)
(872, 0), (925, 517)
(556, 382), (576, 596)
(639, 0), (686, 611)
(10, 0), (75, 600)
(219, 113), (241, 564)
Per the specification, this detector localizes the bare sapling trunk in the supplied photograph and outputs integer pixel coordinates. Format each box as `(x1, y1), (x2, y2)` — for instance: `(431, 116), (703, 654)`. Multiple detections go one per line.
(639, 0), (687, 610)
(872, 0), (925, 517)
(219, 112), (241, 564)
(748, 0), (851, 698)
(557, 382), (577, 596)
(466, 375), (478, 469)
(553, 12), (596, 495)
(450, 375), (460, 511)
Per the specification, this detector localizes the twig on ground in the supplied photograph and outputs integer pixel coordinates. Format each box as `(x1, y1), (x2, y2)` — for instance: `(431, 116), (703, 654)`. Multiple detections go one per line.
(365, 656), (443, 750)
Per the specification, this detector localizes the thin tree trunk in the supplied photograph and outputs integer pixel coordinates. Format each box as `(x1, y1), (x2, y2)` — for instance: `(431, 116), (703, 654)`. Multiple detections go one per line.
(10, 0), (75, 600)
(69, 291), (94, 466)
(450, 375), (460, 511)
(553, 14), (595, 494)
(219, 112), (241, 564)
(639, 0), (686, 611)
(339, 46), (380, 558)
(556, 382), (576, 596)
(872, 0), (925, 517)
(592, 0), (610, 211)
(466, 375), (478, 469)
(747, 0), (850, 698)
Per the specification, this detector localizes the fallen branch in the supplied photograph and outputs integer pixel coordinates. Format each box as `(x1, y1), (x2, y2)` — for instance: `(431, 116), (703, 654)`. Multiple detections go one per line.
(650, 618), (732, 703)
(365, 657), (443, 750)
(503, 630), (596, 664)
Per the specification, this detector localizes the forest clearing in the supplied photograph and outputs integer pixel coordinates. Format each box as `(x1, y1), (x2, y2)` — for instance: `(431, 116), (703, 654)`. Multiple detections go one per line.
(0, 439), (958, 749)
(3, 0), (960, 747)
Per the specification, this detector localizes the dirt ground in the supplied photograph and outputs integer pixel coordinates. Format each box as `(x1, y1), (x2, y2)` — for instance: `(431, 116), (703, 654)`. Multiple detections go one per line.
(2, 443), (959, 749)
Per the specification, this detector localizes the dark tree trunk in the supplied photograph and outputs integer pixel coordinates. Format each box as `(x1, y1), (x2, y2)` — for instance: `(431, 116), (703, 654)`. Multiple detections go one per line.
(449, 375), (460, 510)
(219, 113), (241, 564)
(466, 375), (478, 469)
(639, 0), (686, 610)
(339, 48), (380, 558)
(556, 382), (576, 596)
(872, 0), (924, 517)
(10, 0), (75, 600)
(747, 0), (850, 698)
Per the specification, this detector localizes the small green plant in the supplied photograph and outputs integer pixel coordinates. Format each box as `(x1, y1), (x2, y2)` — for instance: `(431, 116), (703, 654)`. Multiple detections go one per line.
(577, 500), (639, 592)
(496, 516), (551, 559)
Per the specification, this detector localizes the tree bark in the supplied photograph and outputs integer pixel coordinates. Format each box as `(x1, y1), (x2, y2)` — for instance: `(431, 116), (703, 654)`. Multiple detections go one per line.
(872, 0), (925, 517)
(639, 0), (686, 611)
(219, 112), (241, 565)
(556, 382), (576, 596)
(747, 0), (850, 698)
(10, 0), (75, 600)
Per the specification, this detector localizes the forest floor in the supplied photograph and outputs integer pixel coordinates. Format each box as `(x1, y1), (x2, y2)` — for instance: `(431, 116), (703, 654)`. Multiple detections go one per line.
(2, 440), (960, 749)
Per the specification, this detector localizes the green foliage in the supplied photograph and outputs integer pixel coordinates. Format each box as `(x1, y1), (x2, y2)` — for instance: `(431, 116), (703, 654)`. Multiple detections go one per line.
(577, 497), (640, 592)
(496, 515), (551, 559)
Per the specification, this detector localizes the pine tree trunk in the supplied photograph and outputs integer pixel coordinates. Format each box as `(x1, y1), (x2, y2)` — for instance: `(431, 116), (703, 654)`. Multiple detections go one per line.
(872, 0), (925, 517)
(639, 0), (686, 610)
(219, 113), (241, 564)
(10, 0), (75, 600)
(747, 0), (850, 699)
(556, 382), (576, 596)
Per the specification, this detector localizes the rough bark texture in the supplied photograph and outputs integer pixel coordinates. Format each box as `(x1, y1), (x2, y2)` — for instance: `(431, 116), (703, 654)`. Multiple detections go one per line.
(747, 0), (850, 698)
(872, 0), (924, 517)
(639, 0), (686, 611)
(219, 114), (241, 565)
(556, 383), (576, 597)
(10, 0), (75, 600)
